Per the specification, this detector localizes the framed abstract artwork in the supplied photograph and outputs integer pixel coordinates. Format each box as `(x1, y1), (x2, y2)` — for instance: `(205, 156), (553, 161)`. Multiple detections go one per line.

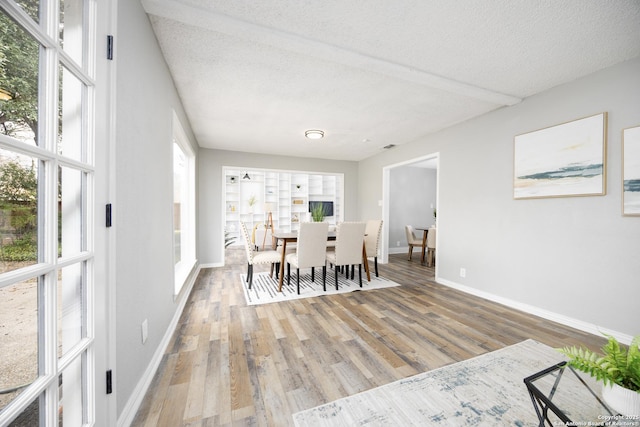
(514, 113), (607, 199)
(623, 125), (640, 216)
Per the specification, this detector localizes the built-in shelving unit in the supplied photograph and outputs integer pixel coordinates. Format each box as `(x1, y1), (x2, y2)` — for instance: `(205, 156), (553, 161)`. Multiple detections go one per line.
(224, 168), (343, 245)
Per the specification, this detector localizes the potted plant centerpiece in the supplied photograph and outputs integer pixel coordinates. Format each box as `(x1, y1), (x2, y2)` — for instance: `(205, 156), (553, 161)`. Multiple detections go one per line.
(310, 203), (326, 222)
(558, 334), (640, 416)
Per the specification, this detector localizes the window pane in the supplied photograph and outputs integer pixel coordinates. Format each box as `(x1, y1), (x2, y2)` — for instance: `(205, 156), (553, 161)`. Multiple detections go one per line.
(59, 0), (84, 66)
(58, 66), (84, 161)
(173, 142), (185, 264)
(0, 279), (39, 412)
(59, 356), (85, 425)
(58, 263), (84, 358)
(58, 166), (85, 258)
(0, 149), (38, 273)
(15, 0), (40, 23)
(0, 9), (40, 147)
(7, 395), (39, 426)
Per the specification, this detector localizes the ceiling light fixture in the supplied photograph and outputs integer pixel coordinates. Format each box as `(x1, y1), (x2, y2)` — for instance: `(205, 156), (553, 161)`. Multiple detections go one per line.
(305, 130), (324, 140)
(242, 172), (251, 180)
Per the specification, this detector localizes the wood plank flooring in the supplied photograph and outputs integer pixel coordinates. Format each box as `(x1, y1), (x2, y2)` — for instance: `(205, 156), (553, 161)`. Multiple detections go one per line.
(131, 247), (605, 426)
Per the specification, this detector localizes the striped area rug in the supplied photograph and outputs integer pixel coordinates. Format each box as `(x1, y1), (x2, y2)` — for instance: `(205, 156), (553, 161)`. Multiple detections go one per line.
(293, 340), (590, 426)
(240, 269), (400, 306)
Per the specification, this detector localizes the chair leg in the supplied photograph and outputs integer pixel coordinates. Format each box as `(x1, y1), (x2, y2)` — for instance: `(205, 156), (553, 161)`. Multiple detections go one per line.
(335, 265), (339, 290)
(296, 268), (300, 295)
(248, 264), (253, 289)
(374, 257), (379, 277)
(311, 267), (315, 282)
(408, 245), (413, 260)
(275, 262), (279, 279)
(246, 263), (250, 283)
(287, 263), (291, 287)
(358, 264), (362, 287)
(322, 265), (326, 291)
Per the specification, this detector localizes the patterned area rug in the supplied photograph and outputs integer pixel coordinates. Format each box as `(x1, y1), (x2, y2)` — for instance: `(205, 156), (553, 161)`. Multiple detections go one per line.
(240, 269), (400, 306)
(293, 340), (571, 426)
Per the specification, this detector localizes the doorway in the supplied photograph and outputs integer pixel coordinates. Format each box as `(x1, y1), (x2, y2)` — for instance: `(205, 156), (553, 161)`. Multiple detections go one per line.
(381, 153), (439, 266)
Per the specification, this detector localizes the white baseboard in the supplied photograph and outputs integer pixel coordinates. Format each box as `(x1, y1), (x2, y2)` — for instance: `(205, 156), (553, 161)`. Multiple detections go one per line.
(199, 262), (225, 268)
(436, 276), (633, 345)
(388, 246), (409, 255)
(117, 264), (202, 427)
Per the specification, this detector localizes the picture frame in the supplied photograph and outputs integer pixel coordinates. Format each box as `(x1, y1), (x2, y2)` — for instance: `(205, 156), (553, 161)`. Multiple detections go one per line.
(623, 125), (640, 216)
(513, 112), (607, 199)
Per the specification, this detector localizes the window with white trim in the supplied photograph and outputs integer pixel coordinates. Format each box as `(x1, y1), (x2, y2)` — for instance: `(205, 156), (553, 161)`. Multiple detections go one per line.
(172, 113), (195, 294)
(0, 0), (97, 425)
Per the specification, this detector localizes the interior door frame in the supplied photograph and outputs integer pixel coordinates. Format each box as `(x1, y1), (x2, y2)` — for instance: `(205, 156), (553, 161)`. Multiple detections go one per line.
(381, 153), (439, 266)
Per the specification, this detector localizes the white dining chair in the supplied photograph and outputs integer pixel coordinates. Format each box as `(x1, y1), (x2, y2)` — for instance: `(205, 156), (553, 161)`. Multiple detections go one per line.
(364, 219), (383, 277)
(286, 222), (329, 294)
(326, 222), (366, 290)
(239, 221), (281, 289)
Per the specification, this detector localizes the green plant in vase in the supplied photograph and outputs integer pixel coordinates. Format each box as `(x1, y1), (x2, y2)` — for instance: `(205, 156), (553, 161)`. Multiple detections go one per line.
(310, 203), (326, 222)
(558, 334), (640, 415)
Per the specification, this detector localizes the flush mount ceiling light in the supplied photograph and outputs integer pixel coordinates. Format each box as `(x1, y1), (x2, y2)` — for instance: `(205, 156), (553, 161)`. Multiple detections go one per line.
(305, 130), (324, 140)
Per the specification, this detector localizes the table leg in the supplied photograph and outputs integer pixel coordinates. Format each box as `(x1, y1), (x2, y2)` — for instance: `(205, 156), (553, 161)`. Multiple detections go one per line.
(278, 239), (287, 292)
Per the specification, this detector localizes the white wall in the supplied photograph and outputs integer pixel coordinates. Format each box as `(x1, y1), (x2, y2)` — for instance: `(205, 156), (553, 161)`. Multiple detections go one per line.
(198, 149), (358, 265)
(389, 167), (437, 253)
(115, 0), (199, 417)
(359, 58), (640, 338)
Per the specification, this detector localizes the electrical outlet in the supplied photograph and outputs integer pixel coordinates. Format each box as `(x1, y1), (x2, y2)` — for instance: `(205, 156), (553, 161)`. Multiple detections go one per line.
(460, 268), (466, 278)
(141, 319), (148, 344)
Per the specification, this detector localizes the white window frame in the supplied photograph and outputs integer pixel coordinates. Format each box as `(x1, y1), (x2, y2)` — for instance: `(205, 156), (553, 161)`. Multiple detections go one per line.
(172, 112), (196, 294)
(0, 0), (100, 425)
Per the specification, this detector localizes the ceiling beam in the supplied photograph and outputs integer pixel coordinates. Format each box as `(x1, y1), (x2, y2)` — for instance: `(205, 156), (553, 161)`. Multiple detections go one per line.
(141, 0), (523, 106)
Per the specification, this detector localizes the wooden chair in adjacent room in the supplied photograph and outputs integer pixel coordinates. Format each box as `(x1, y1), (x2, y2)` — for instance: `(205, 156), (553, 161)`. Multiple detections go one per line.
(286, 222), (329, 294)
(239, 221), (281, 289)
(426, 226), (436, 267)
(405, 225), (426, 261)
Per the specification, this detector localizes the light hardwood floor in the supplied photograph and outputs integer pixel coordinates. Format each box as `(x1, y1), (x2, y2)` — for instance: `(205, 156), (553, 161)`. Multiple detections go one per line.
(131, 247), (605, 426)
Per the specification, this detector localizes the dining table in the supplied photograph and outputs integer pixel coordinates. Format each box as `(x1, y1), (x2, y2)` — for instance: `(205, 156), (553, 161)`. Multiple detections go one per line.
(272, 230), (371, 292)
(414, 227), (431, 265)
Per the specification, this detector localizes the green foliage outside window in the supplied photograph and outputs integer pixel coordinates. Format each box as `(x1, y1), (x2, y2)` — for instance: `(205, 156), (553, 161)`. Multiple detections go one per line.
(0, 4), (40, 139)
(0, 161), (37, 262)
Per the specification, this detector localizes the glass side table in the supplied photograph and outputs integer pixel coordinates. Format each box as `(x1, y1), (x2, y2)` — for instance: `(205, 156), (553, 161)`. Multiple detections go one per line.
(524, 361), (620, 427)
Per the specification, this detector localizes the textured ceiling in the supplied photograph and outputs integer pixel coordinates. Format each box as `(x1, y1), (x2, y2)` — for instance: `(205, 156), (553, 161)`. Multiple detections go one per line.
(141, 0), (640, 161)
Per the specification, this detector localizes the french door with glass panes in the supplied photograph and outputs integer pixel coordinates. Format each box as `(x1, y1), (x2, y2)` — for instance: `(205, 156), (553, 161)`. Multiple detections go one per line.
(0, 0), (110, 425)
